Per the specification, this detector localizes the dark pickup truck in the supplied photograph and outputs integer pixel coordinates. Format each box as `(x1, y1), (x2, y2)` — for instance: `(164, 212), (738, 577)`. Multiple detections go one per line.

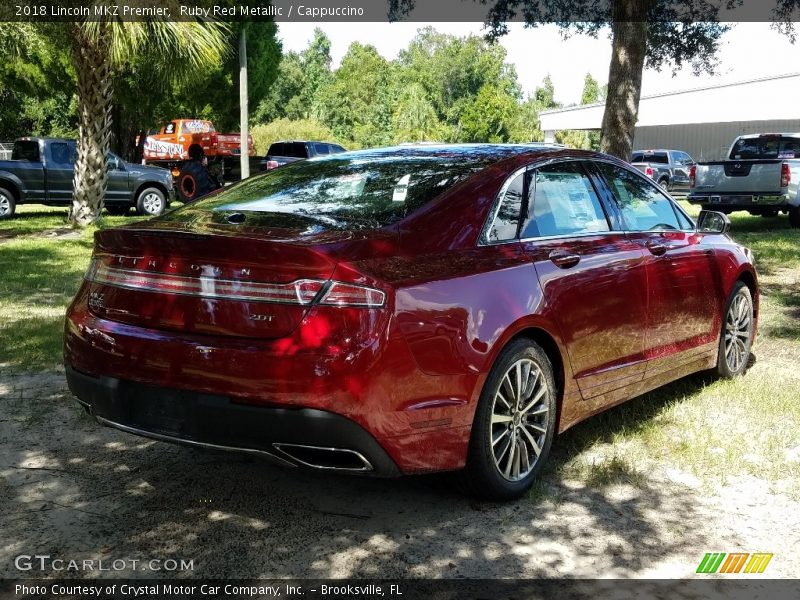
(0, 138), (175, 219)
(264, 140), (346, 170)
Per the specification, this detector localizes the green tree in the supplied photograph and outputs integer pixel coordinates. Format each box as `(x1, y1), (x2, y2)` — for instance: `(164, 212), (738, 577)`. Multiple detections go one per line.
(460, 83), (519, 142)
(397, 28), (521, 137)
(534, 74), (558, 109)
(316, 43), (394, 148)
(0, 23), (77, 140)
(391, 83), (448, 143)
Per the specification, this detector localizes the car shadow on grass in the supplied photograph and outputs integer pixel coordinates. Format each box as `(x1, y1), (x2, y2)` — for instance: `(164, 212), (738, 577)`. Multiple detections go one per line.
(0, 368), (723, 579)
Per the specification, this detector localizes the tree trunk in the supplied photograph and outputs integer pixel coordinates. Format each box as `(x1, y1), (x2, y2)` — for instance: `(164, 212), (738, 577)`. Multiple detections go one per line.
(69, 23), (113, 226)
(600, 0), (648, 160)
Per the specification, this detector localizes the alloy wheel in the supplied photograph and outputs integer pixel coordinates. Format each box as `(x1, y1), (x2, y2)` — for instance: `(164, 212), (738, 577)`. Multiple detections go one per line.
(142, 192), (163, 215)
(724, 288), (752, 373)
(0, 194), (10, 216)
(490, 358), (550, 482)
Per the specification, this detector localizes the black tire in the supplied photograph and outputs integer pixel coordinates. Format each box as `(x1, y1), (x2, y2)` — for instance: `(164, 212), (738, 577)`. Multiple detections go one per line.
(716, 281), (754, 379)
(462, 338), (557, 501)
(135, 187), (166, 216)
(0, 187), (17, 219)
(790, 206), (800, 228)
(177, 161), (216, 203)
(760, 209), (779, 218)
(658, 178), (670, 192)
(105, 205), (130, 216)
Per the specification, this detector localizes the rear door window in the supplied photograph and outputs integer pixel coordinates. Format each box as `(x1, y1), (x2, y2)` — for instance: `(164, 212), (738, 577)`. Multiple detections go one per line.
(521, 162), (610, 238)
(314, 143), (330, 155)
(11, 141), (40, 161)
(49, 142), (76, 166)
(288, 142), (308, 158)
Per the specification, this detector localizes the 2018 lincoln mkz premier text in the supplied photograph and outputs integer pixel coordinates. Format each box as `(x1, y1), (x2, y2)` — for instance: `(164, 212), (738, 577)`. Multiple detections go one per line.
(64, 145), (758, 500)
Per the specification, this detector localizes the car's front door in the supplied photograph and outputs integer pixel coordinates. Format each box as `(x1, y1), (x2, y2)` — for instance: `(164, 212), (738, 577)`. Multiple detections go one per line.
(594, 162), (720, 374)
(106, 153), (131, 204)
(518, 160), (650, 399)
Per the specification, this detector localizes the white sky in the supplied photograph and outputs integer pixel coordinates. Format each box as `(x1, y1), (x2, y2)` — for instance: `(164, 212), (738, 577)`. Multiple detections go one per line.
(276, 22), (800, 105)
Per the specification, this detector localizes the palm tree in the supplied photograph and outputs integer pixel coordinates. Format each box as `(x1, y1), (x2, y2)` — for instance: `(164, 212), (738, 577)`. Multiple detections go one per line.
(68, 20), (228, 226)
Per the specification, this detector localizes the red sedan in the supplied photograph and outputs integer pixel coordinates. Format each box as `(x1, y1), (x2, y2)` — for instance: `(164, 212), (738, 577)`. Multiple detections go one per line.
(64, 145), (758, 500)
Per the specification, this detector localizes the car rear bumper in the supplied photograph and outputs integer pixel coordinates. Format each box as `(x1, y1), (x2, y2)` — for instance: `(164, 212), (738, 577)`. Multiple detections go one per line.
(688, 193), (789, 208)
(66, 365), (401, 476)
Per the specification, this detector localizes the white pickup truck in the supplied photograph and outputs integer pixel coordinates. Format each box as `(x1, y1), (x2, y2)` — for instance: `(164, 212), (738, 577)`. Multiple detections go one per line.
(688, 133), (800, 227)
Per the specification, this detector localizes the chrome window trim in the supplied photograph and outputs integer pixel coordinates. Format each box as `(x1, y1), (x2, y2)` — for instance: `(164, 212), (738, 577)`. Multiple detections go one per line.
(477, 156), (696, 248)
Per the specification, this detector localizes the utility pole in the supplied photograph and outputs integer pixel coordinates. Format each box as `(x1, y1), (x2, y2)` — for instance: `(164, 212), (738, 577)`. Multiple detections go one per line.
(239, 27), (250, 180)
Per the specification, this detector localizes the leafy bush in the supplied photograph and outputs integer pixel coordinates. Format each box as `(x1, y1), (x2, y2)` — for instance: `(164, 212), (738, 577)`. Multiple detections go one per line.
(250, 118), (341, 155)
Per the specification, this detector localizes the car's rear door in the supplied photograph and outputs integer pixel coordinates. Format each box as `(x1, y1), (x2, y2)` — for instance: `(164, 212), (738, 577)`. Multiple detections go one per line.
(518, 160), (650, 399)
(594, 162), (720, 375)
(44, 141), (76, 203)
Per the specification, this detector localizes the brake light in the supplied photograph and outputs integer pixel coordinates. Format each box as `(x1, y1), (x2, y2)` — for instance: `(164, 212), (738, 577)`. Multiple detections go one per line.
(645, 166), (654, 177)
(85, 259), (385, 308)
(781, 162), (791, 187)
(318, 282), (385, 307)
(266, 160), (280, 170)
(689, 165), (696, 188)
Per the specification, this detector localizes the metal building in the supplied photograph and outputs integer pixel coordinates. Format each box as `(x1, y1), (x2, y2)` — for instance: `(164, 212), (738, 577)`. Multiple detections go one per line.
(539, 72), (800, 161)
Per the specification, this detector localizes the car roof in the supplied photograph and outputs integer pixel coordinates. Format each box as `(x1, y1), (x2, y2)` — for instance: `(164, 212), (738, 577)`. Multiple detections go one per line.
(311, 143), (569, 164)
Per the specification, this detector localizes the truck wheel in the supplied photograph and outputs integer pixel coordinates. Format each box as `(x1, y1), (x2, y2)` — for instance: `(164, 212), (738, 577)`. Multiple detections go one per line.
(0, 187), (17, 219)
(177, 161), (216, 203)
(658, 177), (670, 192)
(790, 207), (800, 228)
(135, 187), (166, 216)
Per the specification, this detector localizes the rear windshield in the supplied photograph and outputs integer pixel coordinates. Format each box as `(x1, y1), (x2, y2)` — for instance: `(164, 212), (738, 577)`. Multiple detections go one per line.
(12, 141), (40, 161)
(631, 151), (668, 164)
(268, 142), (308, 158)
(730, 136), (800, 160)
(187, 154), (490, 230)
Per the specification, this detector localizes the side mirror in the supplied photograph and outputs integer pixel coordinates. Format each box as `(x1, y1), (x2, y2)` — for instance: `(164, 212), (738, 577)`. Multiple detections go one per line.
(697, 210), (731, 234)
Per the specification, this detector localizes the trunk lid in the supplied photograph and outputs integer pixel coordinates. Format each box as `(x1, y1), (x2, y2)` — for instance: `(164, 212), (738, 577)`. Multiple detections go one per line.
(88, 218), (340, 339)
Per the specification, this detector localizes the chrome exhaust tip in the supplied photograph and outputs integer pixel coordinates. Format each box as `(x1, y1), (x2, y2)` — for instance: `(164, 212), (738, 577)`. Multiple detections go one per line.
(272, 443), (374, 472)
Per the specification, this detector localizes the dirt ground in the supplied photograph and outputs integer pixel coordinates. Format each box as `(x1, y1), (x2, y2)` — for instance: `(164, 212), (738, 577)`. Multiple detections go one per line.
(1, 368), (798, 579)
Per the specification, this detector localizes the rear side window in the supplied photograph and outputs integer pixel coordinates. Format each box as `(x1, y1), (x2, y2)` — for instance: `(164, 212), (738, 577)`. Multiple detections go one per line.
(597, 163), (681, 231)
(485, 172), (525, 243)
(329, 145), (346, 154)
(12, 141), (40, 161)
(730, 136), (800, 160)
(314, 143), (330, 155)
(522, 163), (609, 238)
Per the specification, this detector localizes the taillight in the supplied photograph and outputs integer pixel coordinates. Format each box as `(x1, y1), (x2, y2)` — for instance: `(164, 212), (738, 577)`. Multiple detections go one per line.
(689, 165), (696, 188)
(645, 166), (654, 177)
(781, 162), (791, 187)
(266, 160), (279, 170)
(318, 282), (385, 307)
(85, 259), (384, 308)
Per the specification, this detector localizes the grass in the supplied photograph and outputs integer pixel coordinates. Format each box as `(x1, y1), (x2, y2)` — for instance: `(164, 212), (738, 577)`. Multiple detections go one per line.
(0, 205), (150, 371)
(1, 201), (799, 495)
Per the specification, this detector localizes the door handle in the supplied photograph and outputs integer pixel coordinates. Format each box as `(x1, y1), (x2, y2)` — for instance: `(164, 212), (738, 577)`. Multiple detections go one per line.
(549, 250), (581, 269)
(646, 241), (667, 256)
